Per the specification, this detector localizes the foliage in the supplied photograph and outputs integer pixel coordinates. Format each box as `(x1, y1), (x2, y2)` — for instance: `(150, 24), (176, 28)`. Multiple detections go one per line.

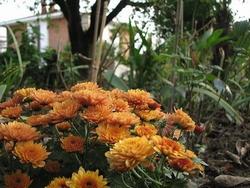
(103, 20), (247, 125)
(0, 82), (204, 187)
(0, 26), (87, 98)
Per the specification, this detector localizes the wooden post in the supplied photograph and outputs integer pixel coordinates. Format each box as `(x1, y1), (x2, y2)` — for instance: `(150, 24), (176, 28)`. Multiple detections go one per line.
(89, 0), (102, 82)
(89, 0), (109, 82)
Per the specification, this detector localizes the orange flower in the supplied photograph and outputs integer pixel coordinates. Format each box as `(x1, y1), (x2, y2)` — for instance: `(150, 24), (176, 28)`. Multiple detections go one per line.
(166, 108), (196, 131)
(54, 91), (74, 102)
(127, 89), (151, 106)
(110, 89), (128, 100)
(67, 167), (108, 188)
(151, 135), (185, 157)
(0, 121), (40, 141)
(30, 89), (57, 105)
(151, 135), (197, 159)
(14, 87), (36, 99)
(46, 177), (69, 188)
(28, 101), (42, 110)
(112, 99), (130, 112)
(49, 99), (80, 123)
(135, 109), (165, 121)
(73, 89), (108, 106)
(0, 95), (23, 110)
(71, 82), (99, 92)
(106, 112), (140, 128)
(56, 121), (71, 131)
(96, 123), (130, 144)
(13, 141), (50, 168)
(27, 114), (51, 126)
(168, 157), (204, 173)
(80, 105), (112, 124)
(105, 137), (155, 171)
(61, 135), (84, 153)
(135, 123), (157, 138)
(44, 160), (61, 173)
(1, 105), (22, 119)
(4, 170), (32, 188)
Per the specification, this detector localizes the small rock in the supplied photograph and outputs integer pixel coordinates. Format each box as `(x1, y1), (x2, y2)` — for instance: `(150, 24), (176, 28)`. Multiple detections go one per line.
(214, 175), (250, 187)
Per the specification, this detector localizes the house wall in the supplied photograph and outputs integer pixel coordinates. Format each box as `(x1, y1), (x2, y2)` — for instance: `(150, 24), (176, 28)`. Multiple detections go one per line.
(8, 23), (27, 47)
(48, 17), (69, 50)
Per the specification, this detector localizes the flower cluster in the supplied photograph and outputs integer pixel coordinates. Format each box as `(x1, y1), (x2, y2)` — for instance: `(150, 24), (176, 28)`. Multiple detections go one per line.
(0, 82), (204, 187)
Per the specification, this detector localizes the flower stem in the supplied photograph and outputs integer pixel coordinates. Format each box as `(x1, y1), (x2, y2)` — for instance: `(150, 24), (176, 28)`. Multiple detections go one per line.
(74, 153), (81, 165)
(137, 166), (163, 186)
(121, 174), (133, 188)
(132, 168), (142, 179)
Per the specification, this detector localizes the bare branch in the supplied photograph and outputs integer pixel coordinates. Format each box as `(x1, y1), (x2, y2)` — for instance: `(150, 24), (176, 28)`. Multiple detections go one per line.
(106, 0), (153, 25)
(127, 1), (153, 8)
(106, 0), (128, 24)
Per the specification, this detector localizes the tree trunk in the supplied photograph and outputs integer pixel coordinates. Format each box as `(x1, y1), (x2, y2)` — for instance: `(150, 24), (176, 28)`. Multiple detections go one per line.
(54, 0), (135, 80)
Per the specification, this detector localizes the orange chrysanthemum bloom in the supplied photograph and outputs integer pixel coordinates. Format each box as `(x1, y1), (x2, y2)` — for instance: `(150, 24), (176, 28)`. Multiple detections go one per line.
(0, 121), (40, 141)
(46, 177), (69, 188)
(44, 160), (61, 173)
(96, 123), (130, 144)
(53, 91), (74, 103)
(73, 89), (108, 106)
(56, 121), (71, 131)
(13, 141), (50, 168)
(135, 109), (165, 121)
(27, 114), (51, 126)
(14, 87), (36, 99)
(0, 95), (23, 110)
(4, 170), (32, 188)
(151, 135), (197, 159)
(166, 108), (196, 131)
(112, 99), (130, 112)
(151, 135), (185, 157)
(80, 105), (112, 124)
(30, 89), (57, 105)
(135, 123), (157, 138)
(49, 99), (81, 122)
(105, 137), (155, 171)
(1, 105), (22, 119)
(168, 157), (204, 173)
(28, 101), (43, 111)
(71, 82), (99, 92)
(61, 135), (84, 153)
(66, 167), (108, 188)
(106, 112), (140, 128)
(110, 89), (128, 100)
(127, 89), (150, 105)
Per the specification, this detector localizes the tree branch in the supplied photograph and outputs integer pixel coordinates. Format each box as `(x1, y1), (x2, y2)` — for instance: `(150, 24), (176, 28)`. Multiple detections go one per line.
(54, 0), (69, 20)
(106, 0), (153, 25)
(127, 1), (153, 8)
(106, 0), (128, 24)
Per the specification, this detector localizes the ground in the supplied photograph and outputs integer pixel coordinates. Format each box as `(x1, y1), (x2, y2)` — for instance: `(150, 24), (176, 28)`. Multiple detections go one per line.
(197, 114), (250, 188)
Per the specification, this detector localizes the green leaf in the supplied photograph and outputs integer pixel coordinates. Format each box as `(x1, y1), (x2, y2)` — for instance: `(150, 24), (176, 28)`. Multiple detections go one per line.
(103, 70), (129, 91)
(192, 87), (243, 125)
(0, 85), (7, 102)
(193, 157), (208, 166)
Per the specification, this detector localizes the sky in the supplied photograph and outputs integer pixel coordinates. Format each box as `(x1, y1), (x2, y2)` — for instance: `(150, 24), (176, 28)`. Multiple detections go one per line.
(0, 0), (133, 23)
(0, 0), (249, 36)
(0, 0), (249, 23)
